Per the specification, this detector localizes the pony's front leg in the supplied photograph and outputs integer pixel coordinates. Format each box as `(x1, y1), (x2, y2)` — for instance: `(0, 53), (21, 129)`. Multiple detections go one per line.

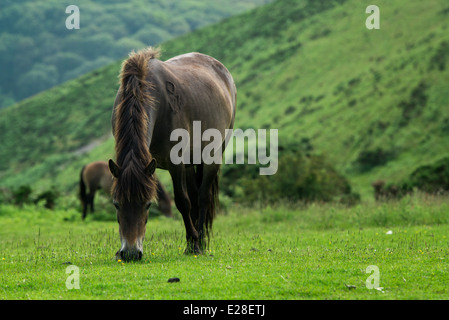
(169, 165), (201, 254)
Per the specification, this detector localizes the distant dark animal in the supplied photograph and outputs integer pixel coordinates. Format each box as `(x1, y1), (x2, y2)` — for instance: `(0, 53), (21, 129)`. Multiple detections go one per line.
(34, 187), (59, 209)
(79, 161), (113, 219)
(79, 161), (173, 220)
(109, 47), (236, 261)
(372, 180), (403, 201)
(372, 180), (387, 201)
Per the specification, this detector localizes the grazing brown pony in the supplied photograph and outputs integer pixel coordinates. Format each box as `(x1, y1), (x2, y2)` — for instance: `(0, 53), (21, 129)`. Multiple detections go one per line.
(80, 161), (113, 220)
(80, 161), (173, 220)
(109, 47), (236, 261)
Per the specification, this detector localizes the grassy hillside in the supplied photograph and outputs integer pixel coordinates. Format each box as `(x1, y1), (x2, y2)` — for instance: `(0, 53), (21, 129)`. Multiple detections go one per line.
(0, 0), (272, 108)
(1, 0), (448, 201)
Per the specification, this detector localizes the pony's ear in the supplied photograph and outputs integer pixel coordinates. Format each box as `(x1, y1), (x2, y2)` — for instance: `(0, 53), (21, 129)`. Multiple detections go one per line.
(145, 159), (156, 177)
(108, 159), (120, 178)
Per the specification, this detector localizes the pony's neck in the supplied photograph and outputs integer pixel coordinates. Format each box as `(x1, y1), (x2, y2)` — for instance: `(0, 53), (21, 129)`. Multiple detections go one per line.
(146, 106), (158, 152)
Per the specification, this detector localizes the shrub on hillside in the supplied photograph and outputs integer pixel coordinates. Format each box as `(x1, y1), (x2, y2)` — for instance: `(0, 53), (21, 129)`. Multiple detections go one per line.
(402, 157), (449, 193)
(372, 157), (449, 201)
(12, 185), (33, 206)
(429, 41), (449, 71)
(354, 147), (396, 172)
(221, 147), (359, 206)
(398, 81), (428, 126)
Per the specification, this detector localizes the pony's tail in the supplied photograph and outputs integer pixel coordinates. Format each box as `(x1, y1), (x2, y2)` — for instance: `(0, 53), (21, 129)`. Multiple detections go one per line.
(79, 165), (87, 204)
(205, 171), (220, 246)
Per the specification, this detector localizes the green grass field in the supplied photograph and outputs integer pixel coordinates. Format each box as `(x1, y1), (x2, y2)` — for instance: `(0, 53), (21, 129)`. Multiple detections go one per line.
(1, 0), (449, 303)
(2, 192), (449, 300)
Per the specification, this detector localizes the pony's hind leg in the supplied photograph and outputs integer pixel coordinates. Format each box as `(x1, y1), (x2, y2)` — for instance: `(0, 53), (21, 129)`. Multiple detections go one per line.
(197, 163), (220, 251)
(89, 192), (95, 213)
(82, 200), (88, 220)
(169, 164), (200, 254)
(186, 166), (200, 228)
(82, 193), (94, 220)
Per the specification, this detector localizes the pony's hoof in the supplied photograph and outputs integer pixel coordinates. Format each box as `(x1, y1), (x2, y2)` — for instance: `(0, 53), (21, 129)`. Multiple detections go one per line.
(184, 243), (202, 255)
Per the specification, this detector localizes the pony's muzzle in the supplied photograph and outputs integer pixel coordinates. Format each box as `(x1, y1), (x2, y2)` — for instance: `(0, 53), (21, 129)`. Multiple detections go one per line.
(118, 247), (143, 261)
(117, 239), (143, 261)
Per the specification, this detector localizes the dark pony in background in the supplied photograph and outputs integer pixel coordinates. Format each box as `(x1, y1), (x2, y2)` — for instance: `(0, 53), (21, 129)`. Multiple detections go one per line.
(79, 161), (113, 220)
(109, 47), (236, 261)
(79, 160), (173, 220)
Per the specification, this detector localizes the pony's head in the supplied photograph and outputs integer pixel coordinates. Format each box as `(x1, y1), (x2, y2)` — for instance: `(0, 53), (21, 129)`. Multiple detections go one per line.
(109, 158), (157, 261)
(110, 47), (160, 261)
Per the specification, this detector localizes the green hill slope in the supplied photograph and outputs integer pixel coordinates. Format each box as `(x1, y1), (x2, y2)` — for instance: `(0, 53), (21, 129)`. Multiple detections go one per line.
(0, 0), (272, 108)
(1, 0), (448, 200)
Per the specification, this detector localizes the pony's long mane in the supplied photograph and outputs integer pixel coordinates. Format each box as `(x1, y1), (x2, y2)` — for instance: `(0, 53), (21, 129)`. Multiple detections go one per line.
(112, 47), (160, 203)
